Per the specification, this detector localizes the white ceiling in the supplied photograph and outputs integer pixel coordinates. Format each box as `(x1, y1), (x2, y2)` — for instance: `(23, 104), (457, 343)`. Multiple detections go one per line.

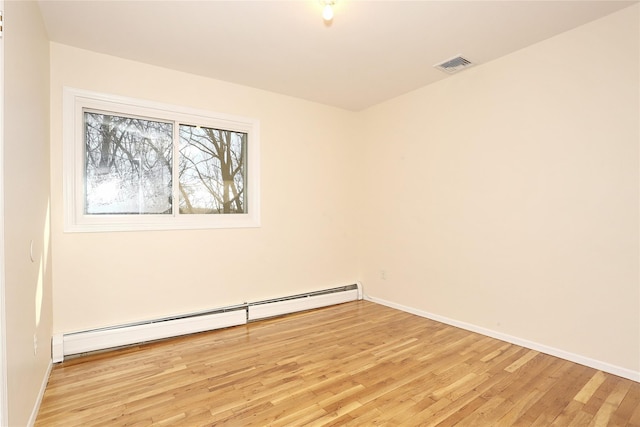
(37, 0), (636, 111)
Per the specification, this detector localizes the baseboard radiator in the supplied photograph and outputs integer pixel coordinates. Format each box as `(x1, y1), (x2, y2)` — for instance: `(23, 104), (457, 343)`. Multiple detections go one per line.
(53, 283), (362, 362)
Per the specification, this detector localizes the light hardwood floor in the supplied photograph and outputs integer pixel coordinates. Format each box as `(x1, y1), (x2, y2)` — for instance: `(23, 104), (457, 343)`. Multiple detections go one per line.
(36, 300), (640, 426)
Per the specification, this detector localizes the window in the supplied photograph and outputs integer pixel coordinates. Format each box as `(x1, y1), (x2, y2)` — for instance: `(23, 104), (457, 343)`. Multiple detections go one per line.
(63, 87), (260, 232)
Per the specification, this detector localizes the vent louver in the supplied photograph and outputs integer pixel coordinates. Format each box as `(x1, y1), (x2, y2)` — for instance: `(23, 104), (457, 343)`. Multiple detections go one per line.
(434, 55), (474, 74)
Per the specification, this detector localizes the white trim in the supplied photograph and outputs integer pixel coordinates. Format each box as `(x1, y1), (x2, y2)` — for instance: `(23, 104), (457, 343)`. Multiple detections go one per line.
(248, 288), (360, 321)
(26, 361), (52, 427)
(57, 284), (359, 359)
(62, 87), (261, 232)
(0, 2), (7, 423)
(365, 294), (640, 382)
(356, 281), (363, 300)
(62, 310), (247, 357)
(51, 335), (63, 363)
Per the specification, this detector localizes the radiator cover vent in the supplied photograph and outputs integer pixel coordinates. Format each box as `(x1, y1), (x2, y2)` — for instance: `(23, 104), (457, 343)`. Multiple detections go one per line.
(54, 283), (363, 361)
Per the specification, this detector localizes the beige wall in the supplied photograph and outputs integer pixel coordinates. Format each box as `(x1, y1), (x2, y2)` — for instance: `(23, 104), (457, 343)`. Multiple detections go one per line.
(50, 44), (360, 333)
(359, 5), (640, 374)
(4, 1), (53, 425)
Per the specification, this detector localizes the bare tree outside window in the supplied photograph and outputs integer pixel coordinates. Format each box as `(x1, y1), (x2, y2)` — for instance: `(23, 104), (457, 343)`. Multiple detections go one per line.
(179, 125), (247, 214)
(67, 88), (259, 231)
(84, 112), (173, 214)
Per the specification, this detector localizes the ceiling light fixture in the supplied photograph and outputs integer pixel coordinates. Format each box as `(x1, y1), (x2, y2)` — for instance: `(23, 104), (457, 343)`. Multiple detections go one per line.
(322, 1), (335, 22)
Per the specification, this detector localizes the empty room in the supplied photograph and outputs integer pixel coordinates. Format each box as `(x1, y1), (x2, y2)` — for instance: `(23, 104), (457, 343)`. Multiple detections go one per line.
(2, 0), (640, 425)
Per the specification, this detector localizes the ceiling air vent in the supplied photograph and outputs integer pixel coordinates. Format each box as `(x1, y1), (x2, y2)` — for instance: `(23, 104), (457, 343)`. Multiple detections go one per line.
(434, 55), (474, 74)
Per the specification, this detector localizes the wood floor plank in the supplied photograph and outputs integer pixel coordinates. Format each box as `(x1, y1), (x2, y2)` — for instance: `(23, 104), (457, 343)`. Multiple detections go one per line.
(613, 381), (640, 426)
(575, 371), (609, 404)
(36, 300), (640, 426)
(504, 349), (540, 373)
(513, 362), (595, 425)
(589, 379), (631, 427)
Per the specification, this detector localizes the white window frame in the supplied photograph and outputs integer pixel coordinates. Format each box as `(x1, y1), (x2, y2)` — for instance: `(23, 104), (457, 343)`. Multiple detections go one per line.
(63, 87), (260, 232)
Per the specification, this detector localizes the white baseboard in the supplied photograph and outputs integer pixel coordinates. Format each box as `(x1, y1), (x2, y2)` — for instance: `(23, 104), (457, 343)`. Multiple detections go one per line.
(248, 287), (360, 321)
(27, 360), (52, 427)
(62, 309), (247, 358)
(52, 334), (63, 363)
(56, 283), (362, 361)
(365, 295), (640, 382)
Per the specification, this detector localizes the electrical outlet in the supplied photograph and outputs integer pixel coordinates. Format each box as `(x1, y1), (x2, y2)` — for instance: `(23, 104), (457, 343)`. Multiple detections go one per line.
(380, 270), (387, 280)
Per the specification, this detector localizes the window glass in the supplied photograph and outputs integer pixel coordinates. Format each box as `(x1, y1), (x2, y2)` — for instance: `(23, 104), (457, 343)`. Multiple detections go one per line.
(84, 112), (173, 215)
(179, 124), (247, 214)
(64, 87), (260, 232)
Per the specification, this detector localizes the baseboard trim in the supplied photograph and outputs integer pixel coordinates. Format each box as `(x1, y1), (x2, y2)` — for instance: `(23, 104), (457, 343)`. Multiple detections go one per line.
(57, 283), (362, 360)
(365, 295), (640, 382)
(63, 309), (247, 357)
(27, 360), (52, 427)
(248, 287), (360, 321)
